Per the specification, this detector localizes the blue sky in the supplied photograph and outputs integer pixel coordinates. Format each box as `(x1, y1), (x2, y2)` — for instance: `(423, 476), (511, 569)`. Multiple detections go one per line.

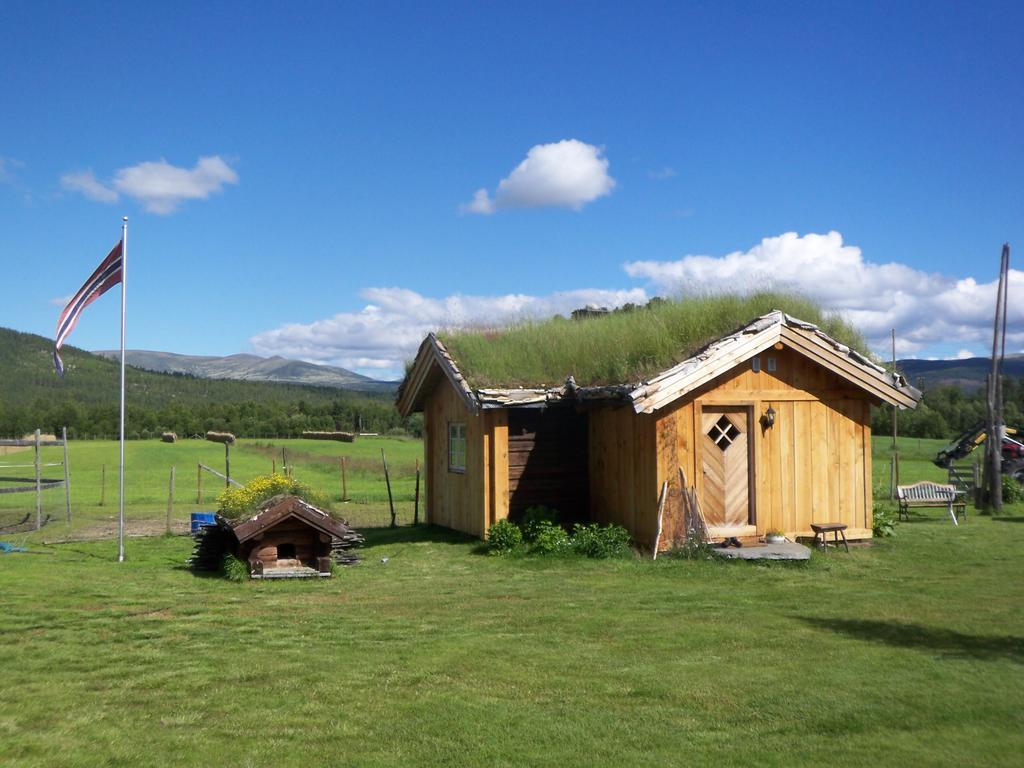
(1, 1), (1021, 380)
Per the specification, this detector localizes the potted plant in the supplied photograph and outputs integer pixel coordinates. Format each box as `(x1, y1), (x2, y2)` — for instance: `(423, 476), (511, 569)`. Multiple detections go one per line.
(765, 529), (786, 544)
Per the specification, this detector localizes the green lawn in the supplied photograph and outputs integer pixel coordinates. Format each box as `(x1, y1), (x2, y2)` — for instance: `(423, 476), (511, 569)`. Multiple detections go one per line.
(1, 435), (1021, 766)
(0, 436), (424, 536)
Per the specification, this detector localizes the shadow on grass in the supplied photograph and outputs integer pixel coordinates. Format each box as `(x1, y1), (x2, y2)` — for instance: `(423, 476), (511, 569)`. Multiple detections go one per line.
(992, 516), (1024, 523)
(358, 524), (477, 548)
(797, 616), (1024, 663)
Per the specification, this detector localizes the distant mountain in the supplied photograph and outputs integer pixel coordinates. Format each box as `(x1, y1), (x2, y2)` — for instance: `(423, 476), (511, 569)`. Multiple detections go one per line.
(95, 349), (398, 393)
(898, 354), (1024, 392)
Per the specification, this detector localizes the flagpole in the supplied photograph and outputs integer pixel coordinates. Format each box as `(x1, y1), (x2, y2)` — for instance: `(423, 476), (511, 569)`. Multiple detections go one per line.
(118, 216), (128, 562)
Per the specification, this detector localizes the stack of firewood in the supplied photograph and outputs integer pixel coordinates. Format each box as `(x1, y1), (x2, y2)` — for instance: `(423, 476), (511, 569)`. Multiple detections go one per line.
(188, 517), (237, 571)
(331, 525), (365, 566)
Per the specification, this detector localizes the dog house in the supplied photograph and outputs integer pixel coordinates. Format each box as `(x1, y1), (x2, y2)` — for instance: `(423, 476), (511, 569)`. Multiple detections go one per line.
(232, 495), (351, 578)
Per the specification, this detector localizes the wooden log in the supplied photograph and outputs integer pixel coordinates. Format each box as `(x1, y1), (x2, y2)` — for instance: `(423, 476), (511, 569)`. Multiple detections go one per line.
(205, 431), (236, 445)
(302, 431), (356, 443)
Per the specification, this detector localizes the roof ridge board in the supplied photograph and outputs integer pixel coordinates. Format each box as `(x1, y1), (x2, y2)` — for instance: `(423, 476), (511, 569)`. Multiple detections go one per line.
(777, 326), (918, 408)
(430, 335), (479, 413)
(631, 324), (782, 413)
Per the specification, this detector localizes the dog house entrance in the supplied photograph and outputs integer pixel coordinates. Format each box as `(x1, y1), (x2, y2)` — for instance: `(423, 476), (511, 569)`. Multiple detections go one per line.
(277, 542), (296, 560)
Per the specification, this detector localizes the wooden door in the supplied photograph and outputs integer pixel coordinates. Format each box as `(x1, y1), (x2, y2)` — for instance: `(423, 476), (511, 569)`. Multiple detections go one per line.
(700, 406), (752, 527)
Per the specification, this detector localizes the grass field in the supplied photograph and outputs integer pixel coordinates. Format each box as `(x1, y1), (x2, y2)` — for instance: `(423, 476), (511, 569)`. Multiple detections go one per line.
(1, 436), (1022, 766)
(0, 436), (424, 537)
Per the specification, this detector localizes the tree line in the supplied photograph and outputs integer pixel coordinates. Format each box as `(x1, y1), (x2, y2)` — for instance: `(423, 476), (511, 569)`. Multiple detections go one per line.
(872, 377), (1024, 440)
(0, 396), (421, 441)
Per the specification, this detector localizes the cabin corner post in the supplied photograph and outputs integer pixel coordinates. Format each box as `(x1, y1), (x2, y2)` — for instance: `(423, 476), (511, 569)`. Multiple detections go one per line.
(489, 410), (510, 529)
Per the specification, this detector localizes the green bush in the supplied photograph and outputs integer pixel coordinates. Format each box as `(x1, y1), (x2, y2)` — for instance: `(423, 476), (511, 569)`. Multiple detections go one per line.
(571, 523), (631, 559)
(487, 519), (523, 554)
(520, 505), (560, 542)
(872, 506), (898, 538)
(222, 554), (251, 582)
(1003, 474), (1024, 504)
(531, 521), (572, 555)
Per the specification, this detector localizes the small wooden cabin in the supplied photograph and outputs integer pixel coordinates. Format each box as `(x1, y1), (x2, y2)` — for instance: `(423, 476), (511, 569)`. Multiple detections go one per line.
(233, 495), (349, 577)
(397, 310), (920, 548)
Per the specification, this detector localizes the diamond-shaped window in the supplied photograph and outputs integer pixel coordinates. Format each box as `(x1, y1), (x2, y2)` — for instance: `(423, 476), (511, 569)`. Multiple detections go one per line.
(707, 415), (740, 450)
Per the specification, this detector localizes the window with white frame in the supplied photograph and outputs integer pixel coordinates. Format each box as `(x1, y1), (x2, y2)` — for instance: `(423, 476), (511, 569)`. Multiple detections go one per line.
(448, 423), (466, 473)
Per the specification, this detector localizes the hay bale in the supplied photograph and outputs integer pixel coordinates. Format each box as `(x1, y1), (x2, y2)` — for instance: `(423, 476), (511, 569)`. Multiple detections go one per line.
(161, 432), (177, 443)
(302, 431), (356, 443)
(205, 431), (236, 445)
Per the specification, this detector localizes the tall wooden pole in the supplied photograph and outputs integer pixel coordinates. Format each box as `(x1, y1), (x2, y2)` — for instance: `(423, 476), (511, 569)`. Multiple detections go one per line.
(985, 244), (1010, 513)
(34, 428), (41, 530)
(891, 329), (898, 450)
(983, 243), (1007, 514)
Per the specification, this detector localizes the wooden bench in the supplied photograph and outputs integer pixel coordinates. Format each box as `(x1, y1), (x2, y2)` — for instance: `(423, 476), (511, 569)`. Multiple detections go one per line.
(810, 522), (849, 552)
(896, 481), (965, 526)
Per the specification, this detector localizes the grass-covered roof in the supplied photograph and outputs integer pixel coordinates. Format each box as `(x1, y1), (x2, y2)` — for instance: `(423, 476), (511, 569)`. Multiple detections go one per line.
(437, 292), (870, 390)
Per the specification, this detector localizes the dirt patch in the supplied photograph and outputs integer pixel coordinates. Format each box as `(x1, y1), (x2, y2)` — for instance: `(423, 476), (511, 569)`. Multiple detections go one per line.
(42, 518), (191, 544)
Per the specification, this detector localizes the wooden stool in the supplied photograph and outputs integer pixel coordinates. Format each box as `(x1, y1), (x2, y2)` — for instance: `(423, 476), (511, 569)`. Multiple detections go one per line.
(810, 522), (849, 552)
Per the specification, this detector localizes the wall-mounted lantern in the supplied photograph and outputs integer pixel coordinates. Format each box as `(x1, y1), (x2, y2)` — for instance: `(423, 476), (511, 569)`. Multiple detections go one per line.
(762, 406), (777, 429)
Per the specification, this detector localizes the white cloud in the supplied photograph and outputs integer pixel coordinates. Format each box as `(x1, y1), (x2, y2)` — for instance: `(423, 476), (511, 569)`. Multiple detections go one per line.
(624, 231), (1024, 357)
(648, 166), (677, 180)
(0, 157), (25, 184)
(60, 170), (119, 203)
(250, 231), (1023, 381)
(954, 349), (977, 360)
(461, 139), (615, 215)
(60, 155), (238, 214)
(249, 286), (647, 379)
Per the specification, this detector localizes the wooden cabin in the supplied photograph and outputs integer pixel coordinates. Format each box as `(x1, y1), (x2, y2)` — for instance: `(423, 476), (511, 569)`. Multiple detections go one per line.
(397, 310), (920, 549)
(233, 495), (349, 577)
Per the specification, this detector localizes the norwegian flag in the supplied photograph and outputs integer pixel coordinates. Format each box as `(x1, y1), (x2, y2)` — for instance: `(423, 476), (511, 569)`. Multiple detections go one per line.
(53, 240), (123, 376)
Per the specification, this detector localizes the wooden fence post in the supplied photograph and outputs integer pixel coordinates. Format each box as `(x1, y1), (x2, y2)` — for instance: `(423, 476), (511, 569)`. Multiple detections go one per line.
(413, 459), (420, 525)
(382, 449), (396, 528)
(100, 463), (106, 507)
(197, 463), (202, 504)
(282, 447), (288, 476)
(973, 458), (982, 508)
(224, 443), (231, 488)
(62, 426), (71, 523)
(167, 466), (175, 534)
(340, 456), (348, 502)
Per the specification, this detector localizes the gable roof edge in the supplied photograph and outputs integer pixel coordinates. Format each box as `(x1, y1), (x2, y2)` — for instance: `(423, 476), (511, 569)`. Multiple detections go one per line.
(630, 310), (921, 413)
(396, 333), (479, 417)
